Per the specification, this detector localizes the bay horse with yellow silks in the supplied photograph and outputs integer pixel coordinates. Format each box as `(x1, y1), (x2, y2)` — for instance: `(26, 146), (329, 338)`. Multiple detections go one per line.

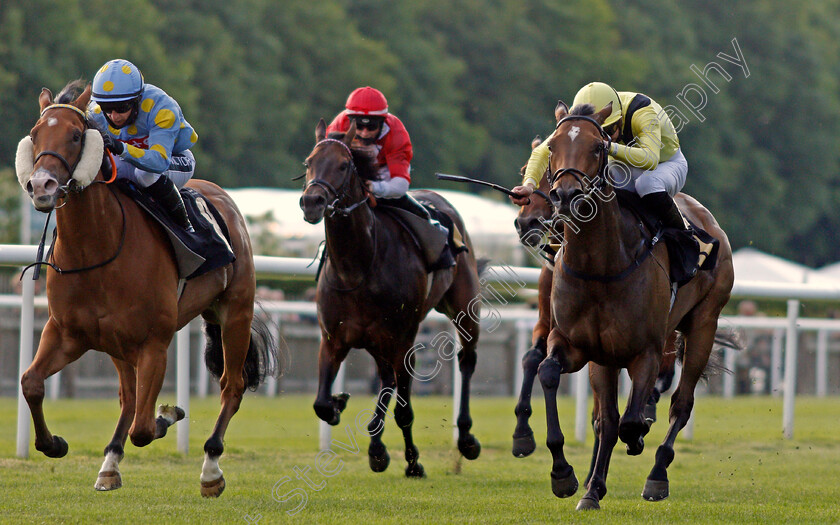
(538, 102), (734, 510)
(299, 119), (483, 477)
(16, 81), (277, 497)
(511, 133), (677, 460)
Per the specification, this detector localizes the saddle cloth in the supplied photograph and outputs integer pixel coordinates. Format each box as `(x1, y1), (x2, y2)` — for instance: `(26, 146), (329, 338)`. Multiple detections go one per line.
(377, 200), (468, 272)
(614, 189), (719, 287)
(116, 180), (235, 280)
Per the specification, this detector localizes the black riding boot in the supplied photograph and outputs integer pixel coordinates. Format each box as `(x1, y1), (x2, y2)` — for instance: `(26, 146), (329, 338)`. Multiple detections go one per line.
(146, 176), (195, 232)
(388, 194), (432, 220)
(641, 191), (687, 231)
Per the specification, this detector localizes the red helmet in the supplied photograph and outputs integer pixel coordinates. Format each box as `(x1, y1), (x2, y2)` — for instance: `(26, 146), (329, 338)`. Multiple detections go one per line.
(345, 86), (388, 116)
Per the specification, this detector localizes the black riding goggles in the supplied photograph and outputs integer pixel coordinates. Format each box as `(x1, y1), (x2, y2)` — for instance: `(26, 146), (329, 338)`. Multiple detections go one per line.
(98, 100), (135, 114)
(349, 116), (383, 131)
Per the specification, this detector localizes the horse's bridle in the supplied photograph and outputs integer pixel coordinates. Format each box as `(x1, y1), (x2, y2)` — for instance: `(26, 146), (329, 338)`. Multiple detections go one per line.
(34, 104), (92, 204)
(548, 115), (612, 196)
(304, 138), (369, 217)
(23, 104), (125, 279)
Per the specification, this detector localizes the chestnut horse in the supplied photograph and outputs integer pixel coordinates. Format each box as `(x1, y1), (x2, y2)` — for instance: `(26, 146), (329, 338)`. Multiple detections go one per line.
(299, 119), (483, 477)
(539, 103), (734, 510)
(17, 81), (277, 497)
(511, 134), (676, 460)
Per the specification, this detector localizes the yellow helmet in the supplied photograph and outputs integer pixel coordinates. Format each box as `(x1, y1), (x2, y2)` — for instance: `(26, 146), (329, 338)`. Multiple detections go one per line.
(572, 82), (622, 128)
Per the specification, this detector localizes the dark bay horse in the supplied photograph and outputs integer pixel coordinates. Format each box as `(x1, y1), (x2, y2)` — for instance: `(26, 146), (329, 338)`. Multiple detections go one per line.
(511, 132), (677, 460)
(17, 82), (277, 497)
(539, 103), (734, 510)
(299, 119), (483, 477)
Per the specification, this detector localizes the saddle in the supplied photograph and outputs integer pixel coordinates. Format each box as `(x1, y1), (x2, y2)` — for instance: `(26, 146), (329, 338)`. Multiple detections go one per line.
(116, 180), (235, 280)
(377, 199), (468, 272)
(614, 189), (719, 287)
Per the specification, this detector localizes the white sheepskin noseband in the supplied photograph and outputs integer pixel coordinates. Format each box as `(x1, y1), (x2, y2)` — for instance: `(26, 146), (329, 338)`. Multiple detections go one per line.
(15, 129), (105, 190)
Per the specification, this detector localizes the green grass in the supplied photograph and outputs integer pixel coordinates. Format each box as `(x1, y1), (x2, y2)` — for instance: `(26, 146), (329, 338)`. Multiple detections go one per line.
(1, 395), (839, 524)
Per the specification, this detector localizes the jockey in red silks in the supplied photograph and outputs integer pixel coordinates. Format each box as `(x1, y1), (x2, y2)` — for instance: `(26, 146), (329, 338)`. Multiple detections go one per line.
(326, 87), (436, 222)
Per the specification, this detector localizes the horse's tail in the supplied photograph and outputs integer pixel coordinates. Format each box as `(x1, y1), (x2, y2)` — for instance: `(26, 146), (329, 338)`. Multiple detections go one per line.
(203, 305), (282, 391)
(673, 327), (742, 380)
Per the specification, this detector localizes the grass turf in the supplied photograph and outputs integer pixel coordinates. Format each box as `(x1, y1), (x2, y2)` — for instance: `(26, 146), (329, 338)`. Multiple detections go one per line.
(1, 394), (839, 524)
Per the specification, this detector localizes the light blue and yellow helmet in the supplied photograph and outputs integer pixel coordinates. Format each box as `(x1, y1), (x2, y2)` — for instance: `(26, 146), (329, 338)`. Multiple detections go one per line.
(91, 59), (144, 103)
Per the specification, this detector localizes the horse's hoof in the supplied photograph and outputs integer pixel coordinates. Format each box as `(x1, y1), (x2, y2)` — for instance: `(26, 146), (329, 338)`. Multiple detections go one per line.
(41, 435), (69, 458)
(576, 495), (600, 511)
(643, 403), (657, 426)
(458, 435), (481, 461)
(332, 393), (350, 413)
(174, 406), (186, 421)
(405, 462), (426, 478)
(642, 479), (669, 501)
(550, 469), (578, 498)
(625, 437), (645, 456)
(369, 450), (390, 472)
(201, 476), (226, 498)
(314, 403), (341, 426)
(94, 471), (122, 491)
(512, 432), (536, 458)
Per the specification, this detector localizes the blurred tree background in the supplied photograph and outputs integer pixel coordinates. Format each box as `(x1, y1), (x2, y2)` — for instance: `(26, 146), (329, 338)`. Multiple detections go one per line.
(1, 0), (839, 265)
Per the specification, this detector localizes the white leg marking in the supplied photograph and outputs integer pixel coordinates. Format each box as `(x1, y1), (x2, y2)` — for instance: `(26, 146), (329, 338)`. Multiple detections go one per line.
(201, 453), (224, 483)
(157, 404), (179, 425)
(94, 450), (124, 490)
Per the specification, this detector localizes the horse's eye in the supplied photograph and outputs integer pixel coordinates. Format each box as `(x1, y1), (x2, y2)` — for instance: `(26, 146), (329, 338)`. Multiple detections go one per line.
(72, 131), (82, 143)
(340, 162), (349, 172)
(303, 161), (309, 169)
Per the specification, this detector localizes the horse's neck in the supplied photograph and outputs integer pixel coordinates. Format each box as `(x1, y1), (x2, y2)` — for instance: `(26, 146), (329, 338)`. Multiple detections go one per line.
(562, 193), (641, 273)
(324, 204), (376, 277)
(53, 179), (121, 260)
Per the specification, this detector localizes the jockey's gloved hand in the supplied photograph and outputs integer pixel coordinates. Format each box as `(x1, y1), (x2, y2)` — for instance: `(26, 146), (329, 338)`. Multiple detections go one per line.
(102, 134), (124, 156)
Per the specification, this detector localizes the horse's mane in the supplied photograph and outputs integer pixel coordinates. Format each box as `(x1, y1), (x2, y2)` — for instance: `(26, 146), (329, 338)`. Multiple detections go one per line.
(55, 79), (88, 104)
(326, 131), (379, 181)
(569, 103), (595, 116)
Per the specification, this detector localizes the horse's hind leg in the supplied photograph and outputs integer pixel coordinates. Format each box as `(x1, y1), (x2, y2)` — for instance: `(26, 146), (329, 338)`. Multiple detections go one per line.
(454, 323), (481, 461)
(95, 358), (137, 491)
(200, 314), (254, 498)
(367, 357), (396, 473)
(644, 332), (678, 426)
(576, 365), (619, 511)
(20, 320), (84, 458)
(513, 265), (552, 458)
(644, 318), (719, 502)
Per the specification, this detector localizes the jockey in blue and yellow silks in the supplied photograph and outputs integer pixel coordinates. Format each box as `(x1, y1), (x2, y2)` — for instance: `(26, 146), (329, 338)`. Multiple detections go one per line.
(87, 58), (198, 232)
(511, 82), (689, 232)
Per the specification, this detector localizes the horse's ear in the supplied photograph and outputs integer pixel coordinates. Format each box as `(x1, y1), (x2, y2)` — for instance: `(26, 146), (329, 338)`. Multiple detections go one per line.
(344, 119), (357, 145)
(39, 88), (53, 112)
(593, 102), (613, 125)
(315, 119), (326, 143)
(555, 100), (569, 123)
(531, 134), (543, 150)
(73, 84), (92, 110)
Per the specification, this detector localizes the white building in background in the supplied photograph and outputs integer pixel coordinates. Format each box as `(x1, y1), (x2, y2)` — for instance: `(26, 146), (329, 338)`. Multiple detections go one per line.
(226, 188), (527, 264)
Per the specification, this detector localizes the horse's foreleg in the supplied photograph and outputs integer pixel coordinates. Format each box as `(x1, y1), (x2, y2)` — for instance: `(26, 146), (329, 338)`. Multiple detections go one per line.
(129, 342), (172, 448)
(394, 365), (424, 478)
(539, 330), (578, 499)
(619, 348), (660, 456)
(20, 320), (84, 458)
(367, 358), (396, 473)
(313, 339), (350, 425)
(576, 365), (619, 511)
(644, 320), (718, 502)
(95, 357), (137, 491)
(513, 265), (552, 457)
